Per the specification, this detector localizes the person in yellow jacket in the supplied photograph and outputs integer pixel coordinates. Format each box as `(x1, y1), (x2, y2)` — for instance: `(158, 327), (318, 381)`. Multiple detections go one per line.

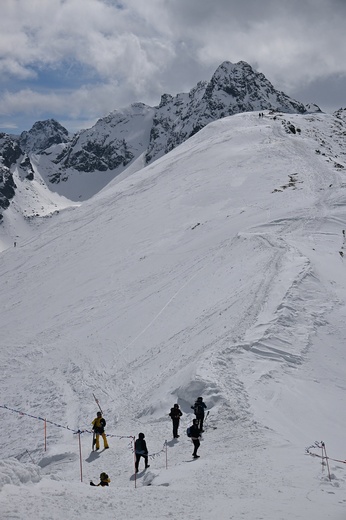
(90, 472), (110, 487)
(92, 411), (109, 450)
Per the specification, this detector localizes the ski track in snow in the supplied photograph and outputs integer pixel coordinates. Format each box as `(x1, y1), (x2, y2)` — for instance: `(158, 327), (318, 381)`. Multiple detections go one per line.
(1, 112), (346, 519)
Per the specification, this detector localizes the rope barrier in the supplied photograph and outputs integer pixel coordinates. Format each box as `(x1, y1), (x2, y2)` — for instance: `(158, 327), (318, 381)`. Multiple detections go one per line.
(130, 440), (167, 460)
(0, 404), (133, 439)
(306, 441), (346, 465)
(0, 404), (78, 433)
(2, 404), (171, 487)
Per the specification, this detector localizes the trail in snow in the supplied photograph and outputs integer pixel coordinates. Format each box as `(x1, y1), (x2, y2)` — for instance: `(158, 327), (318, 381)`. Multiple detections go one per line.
(1, 112), (346, 519)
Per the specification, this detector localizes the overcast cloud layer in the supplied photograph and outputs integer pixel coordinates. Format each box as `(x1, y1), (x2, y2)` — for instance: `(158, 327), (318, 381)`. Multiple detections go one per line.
(1, 0), (345, 133)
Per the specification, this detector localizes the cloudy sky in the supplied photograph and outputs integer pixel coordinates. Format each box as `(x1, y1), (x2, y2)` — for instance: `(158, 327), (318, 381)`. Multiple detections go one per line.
(1, 0), (345, 134)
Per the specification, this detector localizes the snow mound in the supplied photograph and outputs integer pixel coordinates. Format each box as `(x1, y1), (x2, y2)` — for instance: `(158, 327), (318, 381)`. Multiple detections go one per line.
(0, 458), (41, 491)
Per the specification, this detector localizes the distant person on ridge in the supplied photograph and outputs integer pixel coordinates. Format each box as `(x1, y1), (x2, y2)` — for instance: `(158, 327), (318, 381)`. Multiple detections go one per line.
(187, 418), (202, 458)
(191, 397), (207, 432)
(90, 472), (110, 487)
(134, 433), (150, 473)
(169, 403), (183, 438)
(92, 411), (109, 450)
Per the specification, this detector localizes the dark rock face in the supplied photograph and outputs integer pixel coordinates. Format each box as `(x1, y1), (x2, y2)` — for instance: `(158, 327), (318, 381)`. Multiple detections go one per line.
(50, 103), (153, 178)
(0, 135), (36, 217)
(55, 136), (134, 173)
(202, 61), (307, 115)
(0, 134), (22, 213)
(19, 119), (70, 153)
(334, 107), (346, 122)
(20, 156), (35, 180)
(0, 133), (22, 168)
(0, 167), (16, 210)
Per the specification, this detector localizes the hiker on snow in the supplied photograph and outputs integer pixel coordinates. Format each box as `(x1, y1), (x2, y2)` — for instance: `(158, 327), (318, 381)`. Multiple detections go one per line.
(191, 397), (207, 431)
(90, 472), (110, 487)
(169, 403), (183, 438)
(188, 418), (202, 459)
(92, 411), (109, 450)
(135, 433), (150, 473)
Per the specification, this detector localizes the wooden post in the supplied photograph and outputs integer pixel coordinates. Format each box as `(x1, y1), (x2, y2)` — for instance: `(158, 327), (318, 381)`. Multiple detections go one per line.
(78, 431), (83, 482)
(165, 440), (168, 469)
(134, 436), (137, 488)
(322, 442), (331, 481)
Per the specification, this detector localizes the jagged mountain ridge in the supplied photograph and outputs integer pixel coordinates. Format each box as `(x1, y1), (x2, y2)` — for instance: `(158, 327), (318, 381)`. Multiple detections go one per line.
(0, 60), (324, 220)
(145, 60), (318, 163)
(20, 119), (71, 154)
(0, 134), (23, 215)
(54, 61), (320, 178)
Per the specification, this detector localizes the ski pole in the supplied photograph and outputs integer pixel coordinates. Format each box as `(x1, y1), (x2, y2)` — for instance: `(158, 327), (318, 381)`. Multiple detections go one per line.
(93, 393), (103, 414)
(26, 450), (35, 464)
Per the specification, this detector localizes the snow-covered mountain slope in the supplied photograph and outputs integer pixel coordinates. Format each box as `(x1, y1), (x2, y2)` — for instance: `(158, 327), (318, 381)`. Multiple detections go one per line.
(0, 61), (322, 231)
(0, 122), (77, 251)
(0, 111), (346, 519)
(0, 155), (79, 252)
(42, 61), (320, 199)
(144, 60), (320, 164)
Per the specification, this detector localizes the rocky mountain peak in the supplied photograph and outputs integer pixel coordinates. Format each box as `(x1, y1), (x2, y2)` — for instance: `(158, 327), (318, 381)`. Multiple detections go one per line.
(203, 60), (306, 115)
(0, 60), (324, 214)
(20, 119), (70, 153)
(159, 94), (174, 108)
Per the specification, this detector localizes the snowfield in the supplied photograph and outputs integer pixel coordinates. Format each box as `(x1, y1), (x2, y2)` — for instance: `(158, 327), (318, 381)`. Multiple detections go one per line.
(1, 111), (346, 519)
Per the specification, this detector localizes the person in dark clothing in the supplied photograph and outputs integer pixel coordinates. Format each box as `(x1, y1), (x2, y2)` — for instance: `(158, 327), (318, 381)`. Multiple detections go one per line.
(189, 419), (202, 458)
(191, 397), (207, 432)
(135, 433), (150, 473)
(90, 472), (110, 486)
(169, 403), (183, 438)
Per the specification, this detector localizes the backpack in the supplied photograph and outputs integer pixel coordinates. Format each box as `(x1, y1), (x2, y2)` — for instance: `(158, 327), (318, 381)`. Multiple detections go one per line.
(186, 427), (192, 438)
(194, 403), (204, 415)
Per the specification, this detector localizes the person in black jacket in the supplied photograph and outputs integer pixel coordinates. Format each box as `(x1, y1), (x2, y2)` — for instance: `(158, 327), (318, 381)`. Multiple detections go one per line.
(135, 433), (150, 473)
(189, 419), (202, 458)
(169, 403), (183, 438)
(191, 397), (207, 432)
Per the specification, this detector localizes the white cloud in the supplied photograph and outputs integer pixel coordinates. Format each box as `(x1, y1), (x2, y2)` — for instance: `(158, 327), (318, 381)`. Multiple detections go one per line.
(0, 85), (112, 117)
(0, 0), (345, 131)
(0, 58), (37, 80)
(2, 0), (346, 85)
